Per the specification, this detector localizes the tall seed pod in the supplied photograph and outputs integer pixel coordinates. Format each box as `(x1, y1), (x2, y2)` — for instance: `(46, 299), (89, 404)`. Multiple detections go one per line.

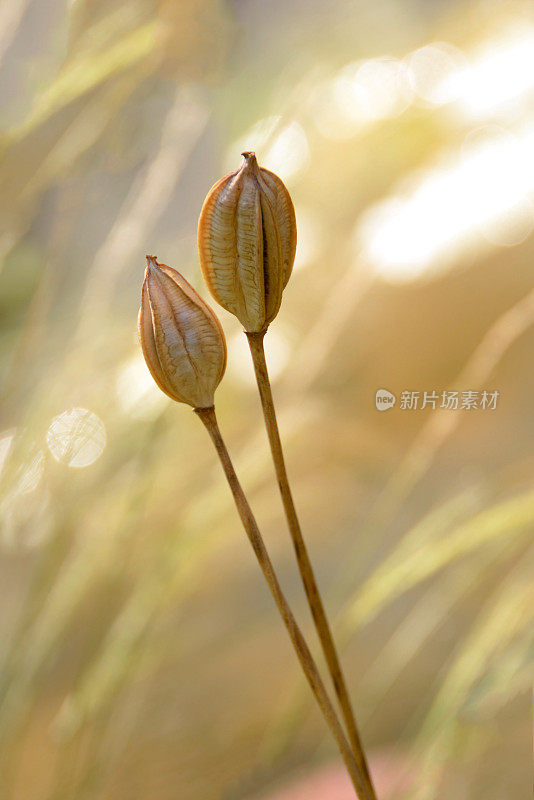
(198, 151), (297, 333)
(139, 255), (226, 409)
(198, 156), (377, 799)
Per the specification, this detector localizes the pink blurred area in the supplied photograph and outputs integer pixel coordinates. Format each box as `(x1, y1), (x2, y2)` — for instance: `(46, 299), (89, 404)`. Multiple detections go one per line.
(257, 751), (414, 800)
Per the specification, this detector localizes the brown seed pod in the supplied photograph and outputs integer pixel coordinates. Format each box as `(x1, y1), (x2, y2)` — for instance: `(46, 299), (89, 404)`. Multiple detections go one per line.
(198, 151), (297, 333)
(139, 256), (227, 409)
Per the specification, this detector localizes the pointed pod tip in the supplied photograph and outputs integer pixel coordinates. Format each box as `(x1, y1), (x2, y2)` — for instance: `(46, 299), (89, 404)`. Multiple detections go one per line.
(145, 254), (159, 270)
(241, 151), (259, 173)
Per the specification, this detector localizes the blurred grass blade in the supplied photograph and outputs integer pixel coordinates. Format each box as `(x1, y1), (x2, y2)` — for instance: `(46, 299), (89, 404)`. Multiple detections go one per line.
(341, 489), (534, 635)
(13, 22), (157, 140)
(408, 553), (534, 800)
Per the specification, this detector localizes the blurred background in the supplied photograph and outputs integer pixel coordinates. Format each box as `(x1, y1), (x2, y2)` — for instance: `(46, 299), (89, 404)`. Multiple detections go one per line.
(0, 0), (533, 798)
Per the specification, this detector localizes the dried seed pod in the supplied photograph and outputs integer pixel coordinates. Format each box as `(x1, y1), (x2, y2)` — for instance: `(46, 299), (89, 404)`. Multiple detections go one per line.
(139, 256), (227, 409)
(198, 151), (297, 333)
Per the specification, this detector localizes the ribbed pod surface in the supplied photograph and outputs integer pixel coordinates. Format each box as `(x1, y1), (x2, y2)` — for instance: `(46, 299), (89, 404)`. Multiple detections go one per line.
(139, 256), (226, 408)
(198, 152), (297, 332)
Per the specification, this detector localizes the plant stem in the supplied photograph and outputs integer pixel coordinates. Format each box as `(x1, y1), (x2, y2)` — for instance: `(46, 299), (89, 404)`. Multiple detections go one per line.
(246, 330), (377, 800)
(195, 406), (371, 800)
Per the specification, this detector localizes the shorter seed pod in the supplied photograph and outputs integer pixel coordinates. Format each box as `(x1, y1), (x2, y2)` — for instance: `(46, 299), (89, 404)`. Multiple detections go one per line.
(139, 256), (227, 409)
(198, 151), (297, 333)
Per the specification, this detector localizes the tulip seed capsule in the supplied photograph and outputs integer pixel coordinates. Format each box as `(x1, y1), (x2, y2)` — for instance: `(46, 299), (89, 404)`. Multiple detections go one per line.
(198, 152), (297, 333)
(138, 256), (226, 409)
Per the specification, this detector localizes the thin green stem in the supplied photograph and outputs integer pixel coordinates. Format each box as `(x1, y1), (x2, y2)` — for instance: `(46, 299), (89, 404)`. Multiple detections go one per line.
(246, 331), (377, 800)
(195, 406), (372, 800)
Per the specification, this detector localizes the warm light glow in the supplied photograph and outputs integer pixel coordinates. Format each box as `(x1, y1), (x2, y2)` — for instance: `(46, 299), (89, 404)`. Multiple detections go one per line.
(227, 115), (282, 171)
(406, 42), (467, 106)
(263, 121), (310, 182)
(264, 328), (291, 381)
(404, 28), (534, 118)
(312, 26), (534, 143)
(457, 28), (534, 119)
(310, 57), (412, 140)
(46, 408), (106, 468)
(227, 328), (291, 387)
(15, 449), (45, 494)
(339, 57), (412, 122)
(229, 118), (309, 182)
(293, 207), (322, 272)
(0, 430), (44, 494)
(0, 431), (15, 473)
(308, 78), (361, 140)
(116, 355), (168, 419)
(358, 124), (534, 281)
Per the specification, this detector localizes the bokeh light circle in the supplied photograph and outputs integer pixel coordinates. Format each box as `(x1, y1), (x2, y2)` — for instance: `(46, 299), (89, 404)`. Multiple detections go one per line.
(46, 408), (106, 468)
(406, 42), (467, 105)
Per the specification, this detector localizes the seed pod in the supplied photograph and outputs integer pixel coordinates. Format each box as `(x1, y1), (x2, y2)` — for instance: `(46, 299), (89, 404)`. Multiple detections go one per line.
(198, 151), (297, 333)
(139, 256), (227, 409)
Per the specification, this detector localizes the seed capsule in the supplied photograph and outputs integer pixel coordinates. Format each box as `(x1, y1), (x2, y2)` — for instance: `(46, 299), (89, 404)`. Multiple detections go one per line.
(198, 151), (297, 333)
(139, 256), (227, 409)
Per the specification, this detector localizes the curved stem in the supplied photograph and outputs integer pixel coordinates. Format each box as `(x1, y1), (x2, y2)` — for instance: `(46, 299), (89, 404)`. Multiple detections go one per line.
(246, 331), (377, 800)
(195, 406), (371, 800)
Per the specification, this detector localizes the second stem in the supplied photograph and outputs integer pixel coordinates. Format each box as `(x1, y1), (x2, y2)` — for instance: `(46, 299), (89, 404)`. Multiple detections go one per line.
(246, 330), (376, 800)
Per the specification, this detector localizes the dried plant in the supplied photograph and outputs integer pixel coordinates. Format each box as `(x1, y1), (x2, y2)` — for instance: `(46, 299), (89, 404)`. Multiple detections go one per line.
(198, 153), (376, 798)
(198, 151), (296, 333)
(1, 7), (532, 800)
(139, 256), (227, 409)
(138, 256), (371, 799)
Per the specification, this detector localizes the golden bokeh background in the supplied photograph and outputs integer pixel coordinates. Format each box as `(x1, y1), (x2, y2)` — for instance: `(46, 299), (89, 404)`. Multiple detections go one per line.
(0, 1), (532, 798)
